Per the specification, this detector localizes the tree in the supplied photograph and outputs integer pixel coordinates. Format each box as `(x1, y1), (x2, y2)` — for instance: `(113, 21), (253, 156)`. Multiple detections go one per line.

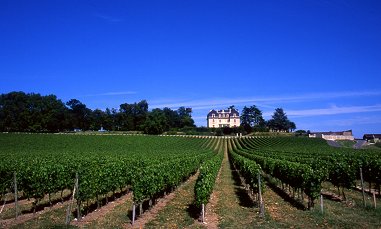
(240, 105), (266, 133)
(163, 107), (180, 129)
(177, 107), (195, 128)
(0, 91), (30, 131)
(266, 108), (296, 132)
(288, 121), (296, 132)
(38, 94), (68, 132)
(134, 100), (149, 130)
(119, 100), (148, 131)
(103, 108), (118, 131)
(0, 92), (69, 132)
(141, 108), (168, 134)
(66, 99), (92, 130)
(0, 91), (197, 134)
(295, 129), (308, 137)
(90, 109), (107, 130)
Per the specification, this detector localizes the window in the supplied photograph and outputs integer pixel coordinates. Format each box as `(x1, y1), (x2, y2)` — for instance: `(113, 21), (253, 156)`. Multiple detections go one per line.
(234, 119), (236, 122)
(219, 120), (221, 123)
(212, 114), (215, 118)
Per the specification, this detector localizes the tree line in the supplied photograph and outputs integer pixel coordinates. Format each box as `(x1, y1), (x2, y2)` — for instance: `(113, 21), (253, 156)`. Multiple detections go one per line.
(234, 105), (296, 134)
(0, 91), (297, 135)
(0, 91), (194, 134)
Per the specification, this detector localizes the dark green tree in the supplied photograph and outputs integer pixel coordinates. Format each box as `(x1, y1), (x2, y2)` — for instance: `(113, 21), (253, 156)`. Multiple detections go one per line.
(240, 105), (266, 133)
(177, 107), (195, 128)
(103, 108), (118, 131)
(66, 99), (92, 130)
(90, 109), (107, 130)
(0, 92), (68, 132)
(119, 100), (148, 131)
(163, 107), (180, 129)
(266, 108), (296, 132)
(0, 91), (30, 131)
(141, 108), (168, 134)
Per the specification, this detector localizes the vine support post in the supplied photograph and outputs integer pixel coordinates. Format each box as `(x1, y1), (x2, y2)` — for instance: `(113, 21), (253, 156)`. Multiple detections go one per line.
(65, 172), (78, 225)
(320, 193), (324, 214)
(373, 192), (377, 209)
(14, 172), (18, 219)
(201, 203), (205, 223)
(258, 172), (265, 217)
(360, 167), (366, 207)
(132, 203), (136, 225)
(75, 172), (81, 221)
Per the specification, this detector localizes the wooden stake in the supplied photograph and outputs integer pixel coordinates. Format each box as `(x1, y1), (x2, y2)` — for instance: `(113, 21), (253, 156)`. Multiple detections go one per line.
(373, 192), (377, 209)
(14, 172), (18, 219)
(320, 194), (324, 214)
(66, 173), (78, 225)
(132, 204), (136, 225)
(258, 172), (265, 217)
(201, 203), (205, 223)
(0, 196), (6, 214)
(360, 168), (366, 207)
(76, 173), (81, 221)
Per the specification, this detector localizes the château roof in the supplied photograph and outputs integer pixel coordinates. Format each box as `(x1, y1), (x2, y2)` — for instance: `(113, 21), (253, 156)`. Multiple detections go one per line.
(207, 108), (240, 117)
(363, 134), (381, 139)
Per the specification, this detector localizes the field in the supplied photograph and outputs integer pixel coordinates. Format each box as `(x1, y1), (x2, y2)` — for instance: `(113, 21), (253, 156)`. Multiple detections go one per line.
(0, 133), (380, 228)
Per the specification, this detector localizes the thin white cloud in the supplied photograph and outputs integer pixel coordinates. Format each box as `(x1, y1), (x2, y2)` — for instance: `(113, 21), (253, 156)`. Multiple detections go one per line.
(95, 14), (123, 22)
(83, 91), (137, 97)
(328, 116), (381, 127)
(295, 116), (381, 133)
(282, 104), (381, 118)
(149, 90), (381, 110)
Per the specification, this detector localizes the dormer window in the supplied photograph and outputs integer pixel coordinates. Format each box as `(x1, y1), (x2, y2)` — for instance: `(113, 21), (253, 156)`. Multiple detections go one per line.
(212, 114), (215, 118)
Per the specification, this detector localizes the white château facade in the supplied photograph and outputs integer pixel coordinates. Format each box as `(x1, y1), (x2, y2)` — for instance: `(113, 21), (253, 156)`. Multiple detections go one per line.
(207, 108), (240, 128)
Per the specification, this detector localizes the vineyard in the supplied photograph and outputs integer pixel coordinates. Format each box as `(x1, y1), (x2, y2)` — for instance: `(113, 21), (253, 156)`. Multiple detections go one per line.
(0, 133), (381, 228)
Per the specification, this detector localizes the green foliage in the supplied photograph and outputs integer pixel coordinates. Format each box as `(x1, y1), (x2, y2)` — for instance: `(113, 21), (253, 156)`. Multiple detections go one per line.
(240, 105), (266, 129)
(194, 149), (224, 207)
(229, 149), (263, 193)
(0, 134), (212, 207)
(267, 108), (296, 132)
(215, 129), (223, 136)
(229, 136), (381, 205)
(0, 91), (68, 132)
(0, 92), (196, 133)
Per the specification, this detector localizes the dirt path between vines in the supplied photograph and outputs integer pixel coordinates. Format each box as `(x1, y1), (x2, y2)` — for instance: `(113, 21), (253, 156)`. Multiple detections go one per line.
(202, 141), (226, 229)
(125, 172), (200, 229)
(214, 139), (262, 228)
(0, 200), (69, 228)
(71, 192), (133, 228)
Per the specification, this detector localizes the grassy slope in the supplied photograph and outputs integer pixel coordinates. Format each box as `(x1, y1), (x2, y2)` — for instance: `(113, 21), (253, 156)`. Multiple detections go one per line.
(336, 140), (356, 148)
(214, 141), (269, 228)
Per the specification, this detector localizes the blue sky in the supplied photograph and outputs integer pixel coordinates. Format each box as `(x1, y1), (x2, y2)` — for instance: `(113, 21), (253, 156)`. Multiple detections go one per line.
(1, 0), (381, 137)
